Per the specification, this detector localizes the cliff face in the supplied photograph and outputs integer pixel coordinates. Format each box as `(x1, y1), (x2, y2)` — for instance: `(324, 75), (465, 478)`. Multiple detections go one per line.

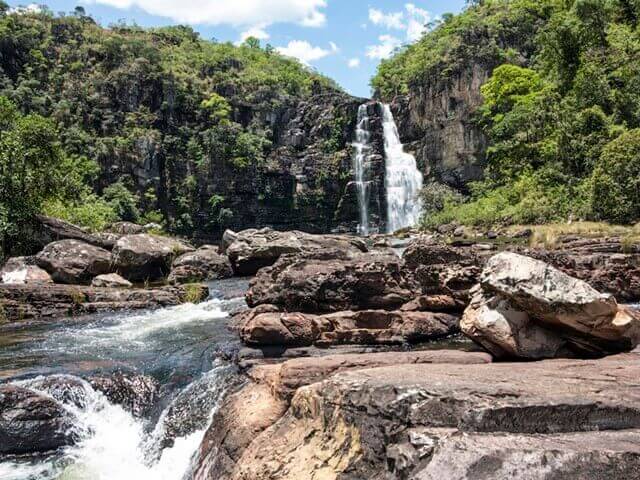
(389, 63), (491, 191)
(98, 90), (386, 242)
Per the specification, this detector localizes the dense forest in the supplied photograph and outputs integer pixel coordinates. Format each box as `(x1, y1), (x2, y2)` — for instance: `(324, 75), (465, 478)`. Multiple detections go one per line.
(374, 0), (640, 228)
(0, 2), (342, 257)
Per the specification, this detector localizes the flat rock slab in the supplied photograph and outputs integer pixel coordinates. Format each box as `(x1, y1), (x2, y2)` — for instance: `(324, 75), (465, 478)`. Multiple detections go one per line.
(0, 283), (208, 322)
(211, 352), (640, 480)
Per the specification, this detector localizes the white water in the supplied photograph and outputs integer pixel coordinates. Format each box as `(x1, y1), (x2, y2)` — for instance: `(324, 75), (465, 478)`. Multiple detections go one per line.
(0, 289), (242, 480)
(382, 104), (423, 233)
(3, 365), (233, 480)
(352, 104), (374, 236)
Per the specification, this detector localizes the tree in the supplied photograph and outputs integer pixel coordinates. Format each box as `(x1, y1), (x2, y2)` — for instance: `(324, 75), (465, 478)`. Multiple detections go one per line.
(591, 129), (640, 223)
(0, 98), (66, 255)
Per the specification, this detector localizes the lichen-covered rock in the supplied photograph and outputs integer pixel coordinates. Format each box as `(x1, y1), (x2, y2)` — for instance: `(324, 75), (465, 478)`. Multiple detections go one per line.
(1, 257), (53, 285)
(91, 273), (133, 289)
(225, 228), (368, 276)
(0, 385), (78, 455)
(35, 240), (112, 285)
(88, 373), (158, 417)
(112, 234), (194, 282)
(168, 246), (233, 284)
(462, 252), (640, 359)
(247, 250), (413, 313)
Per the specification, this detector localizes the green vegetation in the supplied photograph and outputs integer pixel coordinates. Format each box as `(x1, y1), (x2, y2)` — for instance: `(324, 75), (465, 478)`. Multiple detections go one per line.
(0, 8), (338, 256)
(374, 0), (640, 228)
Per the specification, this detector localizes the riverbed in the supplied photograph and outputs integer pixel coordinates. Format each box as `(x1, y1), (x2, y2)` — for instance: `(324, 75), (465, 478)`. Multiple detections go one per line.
(0, 278), (249, 480)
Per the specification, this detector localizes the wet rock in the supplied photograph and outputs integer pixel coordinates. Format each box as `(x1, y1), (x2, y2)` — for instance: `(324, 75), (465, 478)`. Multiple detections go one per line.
(22, 375), (90, 409)
(247, 250), (414, 313)
(88, 372), (158, 417)
(0, 283), (208, 321)
(91, 273), (133, 289)
(225, 228), (368, 276)
(0, 385), (78, 455)
(1, 257), (52, 285)
(112, 234), (194, 282)
(35, 240), (112, 285)
(461, 252), (640, 359)
(168, 246), (233, 285)
(239, 307), (459, 348)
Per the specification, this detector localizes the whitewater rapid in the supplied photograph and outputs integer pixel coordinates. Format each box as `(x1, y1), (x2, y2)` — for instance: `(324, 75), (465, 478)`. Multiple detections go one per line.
(0, 279), (246, 480)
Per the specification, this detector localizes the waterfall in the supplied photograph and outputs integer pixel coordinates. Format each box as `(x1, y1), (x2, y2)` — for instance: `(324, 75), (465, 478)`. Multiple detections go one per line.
(382, 104), (423, 233)
(352, 104), (373, 236)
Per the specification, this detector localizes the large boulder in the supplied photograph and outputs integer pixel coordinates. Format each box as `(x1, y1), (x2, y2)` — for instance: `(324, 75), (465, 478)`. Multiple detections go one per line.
(112, 234), (194, 282)
(35, 240), (112, 285)
(461, 252), (640, 359)
(238, 306), (459, 348)
(1, 257), (52, 285)
(192, 349), (492, 480)
(194, 353), (640, 480)
(34, 214), (119, 250)
(247, 250), (414, 313)
(402, 237), (481, 300)
(0, 385), (78, 455)
(168, 246), (233, 285)
(225, 228), (368, 276)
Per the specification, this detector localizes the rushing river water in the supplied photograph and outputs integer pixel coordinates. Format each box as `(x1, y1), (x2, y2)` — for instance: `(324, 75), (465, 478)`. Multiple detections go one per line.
(0, 278), (248, 480)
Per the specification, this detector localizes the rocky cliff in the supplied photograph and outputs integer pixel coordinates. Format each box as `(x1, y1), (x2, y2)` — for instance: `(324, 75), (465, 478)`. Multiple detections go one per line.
(389, 63), (491, 190)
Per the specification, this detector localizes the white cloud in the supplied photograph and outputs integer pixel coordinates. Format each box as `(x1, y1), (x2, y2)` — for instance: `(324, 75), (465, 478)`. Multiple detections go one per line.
(348, 58), (361, 68)
(405, 3), (431, 41)
(240, 25), (270, 42)
(368, 8), (404, 30)
(368, 3), (432, 42)
(277, 40), (337, 65)
(8, 3), (42, 14)
(84, 0), (327, 28)
(366, 35), (402, 60)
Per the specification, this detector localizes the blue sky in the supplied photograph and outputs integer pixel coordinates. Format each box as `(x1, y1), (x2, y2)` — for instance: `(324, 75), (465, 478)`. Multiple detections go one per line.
(7, 0), (466, 97)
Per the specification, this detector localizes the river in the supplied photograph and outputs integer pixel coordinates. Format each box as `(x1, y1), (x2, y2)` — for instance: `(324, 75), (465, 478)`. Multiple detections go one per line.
(0, 278), (249, 480)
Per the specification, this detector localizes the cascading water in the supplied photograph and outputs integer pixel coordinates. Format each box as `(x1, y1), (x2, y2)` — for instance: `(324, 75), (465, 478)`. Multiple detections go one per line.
(382, 104), (423, 233)
(0, 278), (248, 480)
(352, 104), (373, 236)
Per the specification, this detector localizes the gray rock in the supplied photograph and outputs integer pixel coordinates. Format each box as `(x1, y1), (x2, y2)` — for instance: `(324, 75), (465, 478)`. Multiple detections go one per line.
(226, 228), (368, 276)
(461, 252), (640, 358)
(1, 257), (52, 285)
(112, 234), (194, 282)
(91, 273), (133, 289)
(168, 246), (233, 285)
(36, 240), (112, 285)
(246, 249), (413, 313)
(88, 373), (158, 417)
(0, 385), (78, 455)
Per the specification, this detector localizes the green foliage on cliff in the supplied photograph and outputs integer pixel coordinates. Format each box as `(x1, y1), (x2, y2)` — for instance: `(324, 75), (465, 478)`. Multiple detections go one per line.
(375, 0), (640, 227)
(0, 8), (338, 250)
